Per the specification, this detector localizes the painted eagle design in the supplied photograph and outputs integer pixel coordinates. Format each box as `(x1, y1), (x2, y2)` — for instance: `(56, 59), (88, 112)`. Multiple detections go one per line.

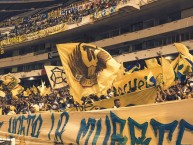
(68, 43), (111, 87)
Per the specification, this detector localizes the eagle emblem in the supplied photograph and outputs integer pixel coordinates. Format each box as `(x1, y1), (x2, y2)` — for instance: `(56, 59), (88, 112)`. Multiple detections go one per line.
(68, 43), (111, 87)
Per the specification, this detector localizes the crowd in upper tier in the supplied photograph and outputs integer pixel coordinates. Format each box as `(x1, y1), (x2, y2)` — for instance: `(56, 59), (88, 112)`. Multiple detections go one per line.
(0, 0), (124, 41)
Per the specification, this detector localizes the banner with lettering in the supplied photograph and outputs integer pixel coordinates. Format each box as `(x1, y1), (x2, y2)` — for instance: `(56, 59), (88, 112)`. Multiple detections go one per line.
(0, 99), (193, 144)
(113, 67), (162, 96)
(0, 23), (66, 47)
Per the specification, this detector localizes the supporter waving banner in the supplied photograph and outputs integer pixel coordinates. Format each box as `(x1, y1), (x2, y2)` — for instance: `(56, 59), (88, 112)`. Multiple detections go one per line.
(44, 66), (68, 89)
(0, 99), (192, 144)
(57, 43), (121, 103)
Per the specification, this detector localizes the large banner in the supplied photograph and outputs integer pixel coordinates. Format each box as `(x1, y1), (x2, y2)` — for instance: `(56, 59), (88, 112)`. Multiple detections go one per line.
(44, 66), (68, 89)
(0, 99), (193, 144)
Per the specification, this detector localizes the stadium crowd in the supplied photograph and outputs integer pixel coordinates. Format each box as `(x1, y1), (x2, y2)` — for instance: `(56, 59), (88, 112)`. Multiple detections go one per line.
(0, 0), (123, 41)
(0, 72), (192, 115)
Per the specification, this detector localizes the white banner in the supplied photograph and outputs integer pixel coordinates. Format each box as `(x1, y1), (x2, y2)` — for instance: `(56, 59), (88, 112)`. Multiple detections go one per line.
(0, 99), (192, 144)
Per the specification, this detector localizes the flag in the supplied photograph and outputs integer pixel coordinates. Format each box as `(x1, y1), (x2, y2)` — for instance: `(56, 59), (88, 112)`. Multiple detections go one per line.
(23, 88), (31, 97)
(143, 66), (148, 70)
(177, 55), (193, 83)
(174, 43), (193, 61)
(113, 68), (159, 96)
(126, 63), (141, 74)
(171, 56), (183, 81)
(44, 66), (68, 89)
(26, 88), (31, 95)
(147, 71), (156, 86)
(145, 58), (160, 68)
(171, 55), (180, 69)
(161, 57), (175, 90)
(11, 84), (24, 96)
(57, 43), (121, 103)
(38, 81), (51, 97)
(114, 61), (126, 81)
(0, 73), (20, 90)
(174, 43), (193, 82)
(0, 91), (5, 98)
(32, 85), (38, 95)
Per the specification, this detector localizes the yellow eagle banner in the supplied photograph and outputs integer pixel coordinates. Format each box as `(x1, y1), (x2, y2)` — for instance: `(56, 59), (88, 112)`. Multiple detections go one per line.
(57, 43), (121, 102)
(44, 66), (68, 89)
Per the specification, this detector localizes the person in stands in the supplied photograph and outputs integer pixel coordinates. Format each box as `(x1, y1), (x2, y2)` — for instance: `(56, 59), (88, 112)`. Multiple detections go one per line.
(113, 99), (121, 108)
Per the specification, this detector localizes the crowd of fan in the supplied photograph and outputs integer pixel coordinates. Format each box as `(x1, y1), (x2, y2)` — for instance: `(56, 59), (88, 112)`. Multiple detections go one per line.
(156, 73), (193, 102)
(0, 0), (123, 41)
(0, 86), (70, 115)
(0, 85), (117, 115)
(0, 73), (193, 115)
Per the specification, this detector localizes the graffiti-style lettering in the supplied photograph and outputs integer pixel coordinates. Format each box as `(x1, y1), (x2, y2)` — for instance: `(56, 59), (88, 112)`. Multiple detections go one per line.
(118, 87), (124, 96)
(54, 112), (69, 143)
(8, 115), (43, 138)
(150, 119), (178, 145)
(113, 86), (118, 97)
(76, 118), (96, 145)
(0, 121), (3, 128)
(138, 80), (145, 90)
(92, 119), (102, 145)
(128, 117), (151, 145)
(123, 84), (128, 94)
(128, 79), (137, 92)
(103, 115), (111, 145)
(110, 111), (127, 145)
(176, 119), (193, 145)
(145, 76), (156, 88)
(48, 114), (55, 140)
(31, 115), (43, 137)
